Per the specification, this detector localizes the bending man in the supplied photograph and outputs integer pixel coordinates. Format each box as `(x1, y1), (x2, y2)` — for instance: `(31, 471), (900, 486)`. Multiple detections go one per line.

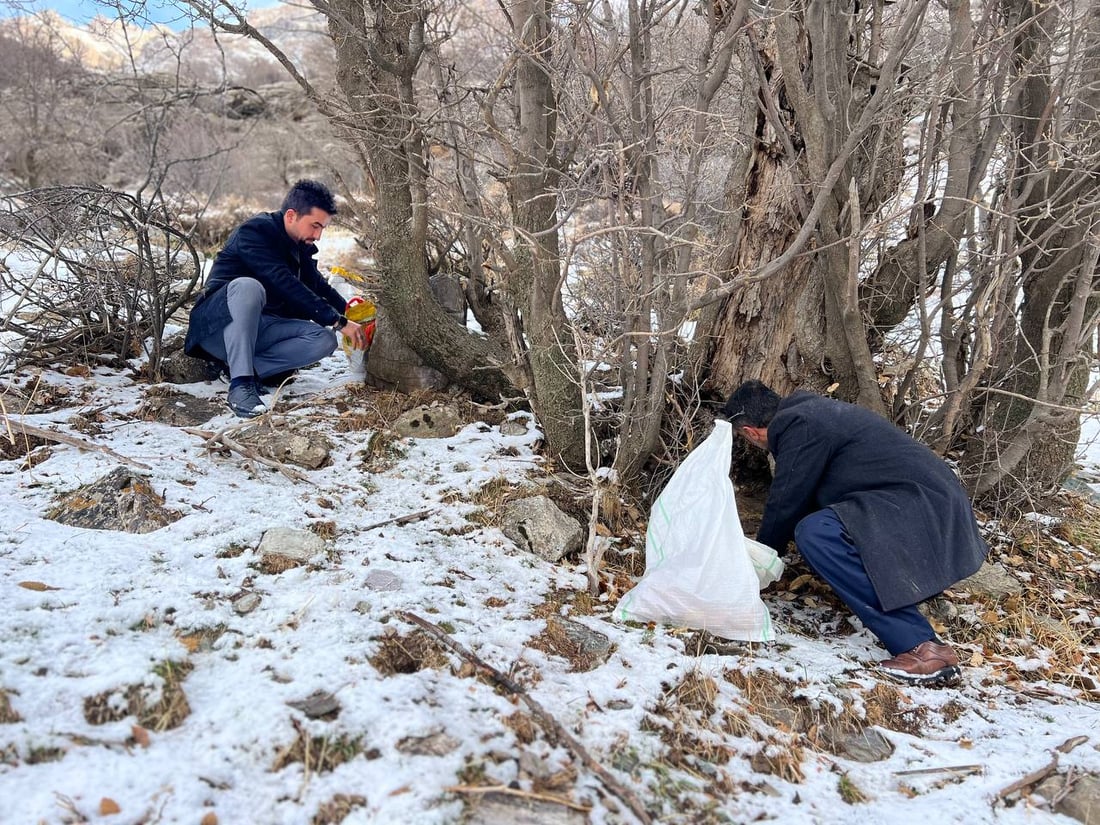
(723, 380), (988, 686)
(184, 179), (368, 417)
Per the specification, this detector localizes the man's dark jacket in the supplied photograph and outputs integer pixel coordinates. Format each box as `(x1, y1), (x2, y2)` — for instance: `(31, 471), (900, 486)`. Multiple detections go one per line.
(757, 391), (988, 612)
(184, 211), (346, 360)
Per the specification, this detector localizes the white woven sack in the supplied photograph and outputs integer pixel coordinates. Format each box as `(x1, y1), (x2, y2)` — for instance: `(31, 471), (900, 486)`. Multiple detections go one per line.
(614, 420), (782, 642)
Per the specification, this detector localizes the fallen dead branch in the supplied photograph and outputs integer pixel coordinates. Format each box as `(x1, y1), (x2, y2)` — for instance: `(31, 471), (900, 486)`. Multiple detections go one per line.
(362, 509), (435, 531)
(1, 412), (151, 469)
(399, 611), (653, 825)
(894, 764), (984, 777)
(182, 422), (311, 484)
(444, 784), (593, 813)
(997, 735), (1089, 799)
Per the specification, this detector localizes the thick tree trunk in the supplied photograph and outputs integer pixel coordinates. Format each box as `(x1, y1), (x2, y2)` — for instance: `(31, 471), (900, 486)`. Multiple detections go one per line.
(963, 0), (1100, 507)
(325, 0), (517, 402)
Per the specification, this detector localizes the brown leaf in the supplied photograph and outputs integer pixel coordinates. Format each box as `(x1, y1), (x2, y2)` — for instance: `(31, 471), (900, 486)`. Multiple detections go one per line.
(18, 581), (61, 591)
(99, 798), (121, 815)
(201, 813), (219, 825)
(130, 725), (150, 747)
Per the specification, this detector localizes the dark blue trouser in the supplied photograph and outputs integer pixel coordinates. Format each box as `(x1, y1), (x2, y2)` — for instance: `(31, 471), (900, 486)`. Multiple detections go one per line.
(793, 509), (936, 656)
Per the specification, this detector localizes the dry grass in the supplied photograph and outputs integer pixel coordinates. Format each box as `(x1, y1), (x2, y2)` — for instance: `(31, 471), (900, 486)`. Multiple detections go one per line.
(526, 617), (607, 672)
(0, 690), (22, 724)
(528, 587), (598, 620)
(311, 794), (367, 825)
(369, 629), (450, 675)
(83, 660), (193, 731)
(461, 476), (534, 528)
(272, 723), (373, 773)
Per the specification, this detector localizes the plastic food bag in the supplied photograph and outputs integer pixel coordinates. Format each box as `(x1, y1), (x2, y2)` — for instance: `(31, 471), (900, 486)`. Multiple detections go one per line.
(614, 420), (783, 642)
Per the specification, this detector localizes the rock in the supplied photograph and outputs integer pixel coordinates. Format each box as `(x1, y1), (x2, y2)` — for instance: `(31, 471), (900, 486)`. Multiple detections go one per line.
(237, 424), (333, 470)
(956, 561), (1023, 599)
(140, 390), (224, 426)
(393, 404), (464, 439)
(499, 420), (528, 437)
(822, 727), (895, 762)
(364, 570), (403, 592)
(158, 354), (222, 385)
(502, 496), (583, 562)
(258, 527), (326, 572)
(395, 730), (460, 756)
(287, 690), (341, 720)
(232, 592), (262, 615)
(545, 617), (613, 671)
(1036, 773), (1100, 824)
(45, 467), (181, 533)
(463, 792), (586, 825)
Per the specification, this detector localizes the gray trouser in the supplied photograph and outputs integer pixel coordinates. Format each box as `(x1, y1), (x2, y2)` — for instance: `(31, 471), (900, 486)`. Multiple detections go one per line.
(196, 278), (338, 380)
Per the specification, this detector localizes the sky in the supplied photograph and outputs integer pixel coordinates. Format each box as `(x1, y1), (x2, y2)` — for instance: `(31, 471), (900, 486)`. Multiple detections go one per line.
(2, 0), (276, 28)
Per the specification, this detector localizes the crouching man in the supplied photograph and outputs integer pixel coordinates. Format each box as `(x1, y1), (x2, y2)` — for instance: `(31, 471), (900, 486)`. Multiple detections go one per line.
(184, 179), (368, 418)
(723, 380), (988, 686)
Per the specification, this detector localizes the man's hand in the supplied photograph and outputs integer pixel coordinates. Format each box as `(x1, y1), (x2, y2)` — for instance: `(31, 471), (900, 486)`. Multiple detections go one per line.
(339, 319), (367, 349)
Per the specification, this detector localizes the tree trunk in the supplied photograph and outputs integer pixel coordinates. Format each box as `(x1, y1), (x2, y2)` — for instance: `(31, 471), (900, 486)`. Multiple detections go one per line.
(506, 0), (586, 469)
(962, 0), (1100, 508)
(325, 0), (517, 402)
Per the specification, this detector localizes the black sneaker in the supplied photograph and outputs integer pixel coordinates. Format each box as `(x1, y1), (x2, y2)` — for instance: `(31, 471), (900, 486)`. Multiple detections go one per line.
(226, 382), (266, 418)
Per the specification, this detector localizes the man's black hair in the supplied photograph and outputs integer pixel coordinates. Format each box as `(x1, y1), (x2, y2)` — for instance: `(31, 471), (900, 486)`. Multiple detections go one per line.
(281, 179), (338, 216)
(722, 380), (781, 429)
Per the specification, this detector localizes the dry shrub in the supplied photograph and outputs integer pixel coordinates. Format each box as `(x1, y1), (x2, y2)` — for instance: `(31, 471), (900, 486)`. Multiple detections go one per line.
(311, 794), (367, 825)
(369, 629), (449, 675)
(259, 554), (304, 575)
(83, 660), (193, 731)
(725, 668), (832, 734)
(0, 690), (22, 724)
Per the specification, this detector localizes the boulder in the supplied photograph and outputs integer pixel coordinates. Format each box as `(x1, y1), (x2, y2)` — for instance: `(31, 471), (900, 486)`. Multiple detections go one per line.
(502, 496), (583, 562)
(237, 424), (332, 470)
(258, 527), (326, 572)
(45, 467), (181, 533)
(393, 404), (465, 439)
(956, 561), (1023, 600)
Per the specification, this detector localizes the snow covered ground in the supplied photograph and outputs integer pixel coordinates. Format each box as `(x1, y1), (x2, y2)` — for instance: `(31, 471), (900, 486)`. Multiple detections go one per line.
(0, 347), (1098, 824)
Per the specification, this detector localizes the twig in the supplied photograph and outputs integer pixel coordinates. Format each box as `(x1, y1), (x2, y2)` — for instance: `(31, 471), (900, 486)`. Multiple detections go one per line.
(1, 412), (151, 469)
(361, 509), (435, 531)
(443, 784), (593, 813)
(895, 764), (984, 777)
(398, 611), (653, 825)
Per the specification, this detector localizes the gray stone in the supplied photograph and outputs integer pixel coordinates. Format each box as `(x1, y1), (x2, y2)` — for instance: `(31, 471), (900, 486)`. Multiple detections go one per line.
(957, 561), (1024, 599)
(499, 420), (528, 437)
(158, 354), (221, 385)
(464, 793), (587, 825)
(393, 404), (464, 439)
(258, 527), (326, 568)
(395, 730), (460, 756)
(237, 425), (333, 470)
(232, 591), (262, 615)
(45, 466), (181, 534)
(140, 390), (224, 426)
(1037, 773), (1100, 824)
(287, 690), (341, 720)
(364, 570), (403, 592)
(555, 618), (613, 666)
(823, 727), (895, 763)
(502, 496), (583, 562)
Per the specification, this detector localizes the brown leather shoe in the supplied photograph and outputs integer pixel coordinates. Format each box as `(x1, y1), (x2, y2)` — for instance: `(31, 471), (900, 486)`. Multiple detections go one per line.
(880, 640), (961, 687)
